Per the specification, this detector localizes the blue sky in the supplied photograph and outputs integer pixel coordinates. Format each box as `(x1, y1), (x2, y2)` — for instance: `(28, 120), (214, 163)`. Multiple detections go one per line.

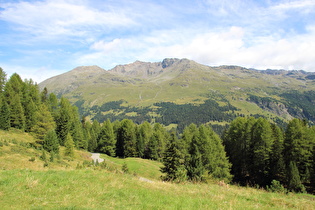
(1, 0), (315, 82)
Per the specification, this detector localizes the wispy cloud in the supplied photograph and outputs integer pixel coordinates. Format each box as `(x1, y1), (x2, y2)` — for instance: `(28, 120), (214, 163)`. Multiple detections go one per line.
(0, 0), (315, 82)
(0, 0), (135, 38)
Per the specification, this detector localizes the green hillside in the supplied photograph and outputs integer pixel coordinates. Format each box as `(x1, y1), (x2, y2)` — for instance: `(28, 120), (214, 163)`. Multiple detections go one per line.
(1, 129), (315, 209)
(39, 58), (315, 131)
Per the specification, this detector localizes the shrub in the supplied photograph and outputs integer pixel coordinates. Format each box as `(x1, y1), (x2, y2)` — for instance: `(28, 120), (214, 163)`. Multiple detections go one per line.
(122, 162), (129, 174)
(267, 180), (286, 193)
(29, 157), (36, 162)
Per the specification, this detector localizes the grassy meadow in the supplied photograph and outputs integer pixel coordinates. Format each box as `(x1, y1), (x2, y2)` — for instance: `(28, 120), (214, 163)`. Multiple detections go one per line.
(1, 129), (315, 209)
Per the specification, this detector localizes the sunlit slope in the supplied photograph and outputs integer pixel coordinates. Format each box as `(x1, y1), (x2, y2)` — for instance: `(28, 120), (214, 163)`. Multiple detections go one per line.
(39, 58), (315, 125)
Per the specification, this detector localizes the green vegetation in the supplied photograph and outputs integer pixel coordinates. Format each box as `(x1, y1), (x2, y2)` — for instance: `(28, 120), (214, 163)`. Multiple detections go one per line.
(1, 169), (315, 209)
(1, 128), (315, 209)
(224, 117), (315, 193)
(1, 65), (315, 208)
(39, 59), (315, 133)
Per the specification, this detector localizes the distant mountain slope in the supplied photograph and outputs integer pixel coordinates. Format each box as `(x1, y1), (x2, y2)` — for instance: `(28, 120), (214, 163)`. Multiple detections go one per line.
(39, 58), (315, 131)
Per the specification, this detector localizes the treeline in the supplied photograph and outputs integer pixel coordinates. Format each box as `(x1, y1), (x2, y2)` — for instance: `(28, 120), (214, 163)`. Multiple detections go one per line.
(223, 117), (315, 193)
(83, 118), (233, 182)
(2, 68), (315, 193)
(0, 69), (84, 157)
(87, 98), (238, 133)
(0, 69), (232, 183)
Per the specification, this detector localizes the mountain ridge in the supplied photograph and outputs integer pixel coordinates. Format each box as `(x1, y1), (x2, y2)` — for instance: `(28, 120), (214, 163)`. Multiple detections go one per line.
(39, 58), (315, 131)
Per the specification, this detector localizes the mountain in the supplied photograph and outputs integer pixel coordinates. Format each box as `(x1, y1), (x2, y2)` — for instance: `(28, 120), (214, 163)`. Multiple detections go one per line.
(39, 58), (315, 132)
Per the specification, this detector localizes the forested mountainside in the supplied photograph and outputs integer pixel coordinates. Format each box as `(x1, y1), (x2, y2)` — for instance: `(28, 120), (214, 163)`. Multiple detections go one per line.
(1, 63), (315, 193)
(39, 58), (315, 132)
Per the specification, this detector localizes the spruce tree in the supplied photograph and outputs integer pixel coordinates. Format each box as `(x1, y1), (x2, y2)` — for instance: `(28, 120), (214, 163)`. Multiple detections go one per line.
(137, 121), (152, 158)
(249, 117), (273, 186)
(24, 99), (37, 132)
(223, 117), (255, 183)
(182, 123), (198, 152)
(9, 94), (25, 130)
(203, 125), (232, 182)
(147, 134), (159, 160)
(116, 119), (136, 158)
(0, 97), (10, 130)
(43, 130), (59, 154)
(284, 119), (313, 185)
(64, 132), (75, 157)
(270, 123), (285, 183)
(186, 136), (204, 182)
(153, 123), (167, 159)
(288, 161), (305, 193)
(55, 97), (72, 145)
(160, 133), (187, 182)
(47, 93), (58, 119)
(0, 67), (7, 94)
(31, 104), (56, 141)
(40, 87), (48, 103)
(98, 119), (116, 156)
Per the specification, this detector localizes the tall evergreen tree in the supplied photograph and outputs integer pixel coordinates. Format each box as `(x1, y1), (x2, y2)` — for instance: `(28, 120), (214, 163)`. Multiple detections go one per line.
(88, 120), (101, 152)
(147, 134), (159, 160)
(153, 123), (168, 159)
(284, 119), (313, 185)
(224, 117), (255, 184)
(9, 94), (25, 130)
(116, 119), (136, 158)
(287, 161), (305, 193)
(160, 133), (187, 182)
(55, 97), (73, 145)
(98, 119), (116, 156)
(249, 117), (274, 186)
(31, 104), (56, 141)
(186, 135), (204, 182)
(64, 132), (75, 157)
(270, 123), (285, 182)
(182, 123), (198, 152)
(137, 121), (152, 158)
(70, 106), (85, 149)
(24, 99), (37, 132)
(0, 97), (10, 130)
(40, 87), (48, 103)
(0, 67), (6, 94)
(47, 93), (59, 119)
(43, 129), (59, 154)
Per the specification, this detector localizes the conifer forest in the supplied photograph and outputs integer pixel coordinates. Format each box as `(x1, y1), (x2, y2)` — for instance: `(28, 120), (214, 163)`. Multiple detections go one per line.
(1, 68), (315, 194)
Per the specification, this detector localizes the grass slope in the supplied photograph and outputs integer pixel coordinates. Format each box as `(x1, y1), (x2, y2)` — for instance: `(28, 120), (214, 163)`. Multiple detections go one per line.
(1, 130), (315, 209)
(1, 169), (315, 209)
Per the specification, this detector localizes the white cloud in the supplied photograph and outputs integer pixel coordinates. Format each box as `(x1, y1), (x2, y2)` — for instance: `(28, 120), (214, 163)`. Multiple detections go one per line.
(1, 64), (61, 83)
(272, 0), (315, 11)
(76, 23), (315, 72)
(0, 0), (135, 37)
(1, 0), (315, 81)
